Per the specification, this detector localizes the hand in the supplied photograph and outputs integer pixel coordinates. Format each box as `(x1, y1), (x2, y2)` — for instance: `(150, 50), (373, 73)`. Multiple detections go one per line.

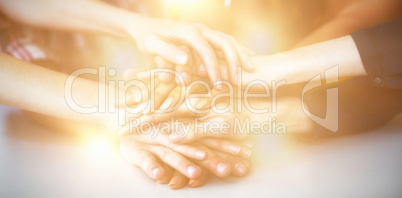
(125, 90), (250, 140)
(126, 17), (255, 87)
(119, 134), (251, 189)
(164, 145), (252, 189)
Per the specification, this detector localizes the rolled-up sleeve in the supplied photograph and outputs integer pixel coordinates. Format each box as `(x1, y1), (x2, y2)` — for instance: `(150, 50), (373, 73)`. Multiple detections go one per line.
(351, 17), (402, 89)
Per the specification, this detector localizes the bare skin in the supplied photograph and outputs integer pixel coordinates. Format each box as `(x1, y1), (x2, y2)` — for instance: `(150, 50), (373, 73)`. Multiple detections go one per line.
(0, 33), (369, 188)
(0, 0), (254, 87)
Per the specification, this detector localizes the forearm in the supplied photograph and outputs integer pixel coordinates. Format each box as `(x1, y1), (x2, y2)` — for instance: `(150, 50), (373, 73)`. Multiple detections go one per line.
(241, 35), (366, 87)
(0, 0), (146, 39)
(0, 53), (116, 125)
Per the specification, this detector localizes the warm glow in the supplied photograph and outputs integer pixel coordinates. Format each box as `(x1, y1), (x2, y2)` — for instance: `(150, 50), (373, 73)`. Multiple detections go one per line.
(86, 137), (114, 161)
(161, 0), (202, 7)
(160, 0), (215, 19)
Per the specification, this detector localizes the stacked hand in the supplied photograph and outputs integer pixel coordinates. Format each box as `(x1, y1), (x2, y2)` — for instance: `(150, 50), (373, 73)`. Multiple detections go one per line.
(127, 20), (255, 87)
(114, 70), (254, 189)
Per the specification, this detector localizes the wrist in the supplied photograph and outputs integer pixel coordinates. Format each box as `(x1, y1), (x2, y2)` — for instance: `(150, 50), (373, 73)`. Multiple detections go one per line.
(241, 53), (298, 86)
(118, 13), (151, 41)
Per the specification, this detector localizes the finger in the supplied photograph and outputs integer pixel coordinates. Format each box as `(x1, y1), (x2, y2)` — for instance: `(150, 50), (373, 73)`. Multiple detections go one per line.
(152, 81), (177, 110)
(219, 152), (250, 177)
(124, 103), (199, 136)
(149, 146), (202, 179)
(241, 45), (256, 56)
(157, 163), (174, 184)
(192, 144), (231, 177)
(192, 50), (207, 77)
(216, 50), (225, 59)
(131, 79), (153, 104)
(120, 144), (165, 180)
(131, 83), (161, 108)
(202, 29), (240, 85)
(192, 87), (225, 110)
(199, 138), (243, 156)
(180, 28), (221, 90)
(142, 81), (176, 114)
(143, 36), (188, 66)
(127, 91), (211, 133)
(175, 46), (193, 86)
(115, 79), (156, 108)
(229, 36), (255, 72)
(159, 80), (210, 111)
(158, 136), (207, 161)
(158, 86), (186, 111)
(188, 168), (209, 188)
(175, 65), (192, 86)
(155, 56), (175, 82)
(169, 170), (189, 190)
(188, 95), (211, 111)
(130, 132), (208, 161)
(239, 145), (253, 159)
(134, 150), (165, 180)
(169, 116), (233, 144)
(164, 144), (207, 161)
(149, 98), (207, 123)
(136, 71), (158, 81)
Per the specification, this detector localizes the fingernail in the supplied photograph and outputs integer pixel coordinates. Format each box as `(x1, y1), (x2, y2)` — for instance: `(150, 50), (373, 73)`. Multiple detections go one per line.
(195, 151), (206, 159)
(244, 142), (254, 148)
(159, 97), (173, 110)
(153, 168), (162, 178)
(217, 163), (229, 174)
(242, 147), (253, 158)
(169, 133), (183, 142)
(229, 145), (241, 154)
(199, 64), (206, 72)
(180, 72), (189, 81)
(235, 163), (247, 175)
(195, 99), (209, 109)
(175, 54), (188, 65)
(247, 60), (255, 69)
(169, 175), (179, 186)
(214, 79), (223, 90)
(187, 166), (198, 177)
(176, 73), (188, 86)
(159, 72), (169, 81)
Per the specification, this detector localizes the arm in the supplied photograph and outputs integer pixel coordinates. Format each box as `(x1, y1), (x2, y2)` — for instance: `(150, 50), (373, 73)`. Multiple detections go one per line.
(0, 53), (115, 125)
(0, 0), (142, 38)
(351, 17), (402, 88)
(242, 35), (367, 87)
(0, 0), (253, 88)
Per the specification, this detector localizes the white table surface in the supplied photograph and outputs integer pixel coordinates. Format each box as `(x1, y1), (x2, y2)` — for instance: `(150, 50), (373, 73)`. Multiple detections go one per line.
(1, 105), (402, 198)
